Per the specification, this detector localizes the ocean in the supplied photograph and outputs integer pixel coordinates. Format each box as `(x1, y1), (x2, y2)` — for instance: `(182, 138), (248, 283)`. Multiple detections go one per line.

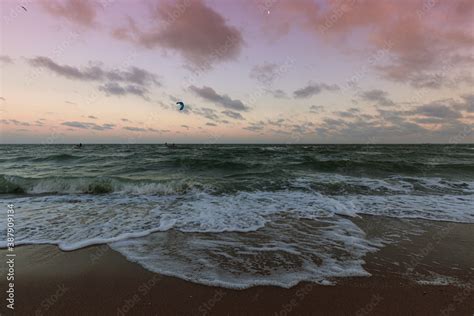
(1, 144), (473, 288)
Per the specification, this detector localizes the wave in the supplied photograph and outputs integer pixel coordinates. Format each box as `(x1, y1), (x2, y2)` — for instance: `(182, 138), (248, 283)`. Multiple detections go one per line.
(1, 189), (473, 251)
(32, 153), (80, 162)
(294, 159), (474, 174)
(0, 175), (208, 195)
(1, 173), (473, 197)
(1, 188), (472, 288)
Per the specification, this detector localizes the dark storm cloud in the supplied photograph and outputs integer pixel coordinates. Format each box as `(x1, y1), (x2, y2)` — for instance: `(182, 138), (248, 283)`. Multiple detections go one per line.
(293, 83), (339, 98)
(189, 85), (249, 111)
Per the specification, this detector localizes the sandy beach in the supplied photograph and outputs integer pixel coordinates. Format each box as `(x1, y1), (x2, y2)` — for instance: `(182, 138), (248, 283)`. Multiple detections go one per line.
(2, 216), (473, 315)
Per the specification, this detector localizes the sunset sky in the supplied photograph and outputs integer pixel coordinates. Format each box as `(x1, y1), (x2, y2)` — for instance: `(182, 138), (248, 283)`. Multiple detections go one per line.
(1, 0), (473, 143)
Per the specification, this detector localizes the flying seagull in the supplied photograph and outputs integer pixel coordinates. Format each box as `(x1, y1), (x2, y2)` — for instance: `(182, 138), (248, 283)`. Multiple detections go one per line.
(21, 6), (27, 11)
(176, 101), (185, 111)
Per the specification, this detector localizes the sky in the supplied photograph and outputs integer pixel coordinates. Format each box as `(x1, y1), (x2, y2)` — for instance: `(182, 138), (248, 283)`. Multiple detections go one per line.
(0, 0), (473, 144)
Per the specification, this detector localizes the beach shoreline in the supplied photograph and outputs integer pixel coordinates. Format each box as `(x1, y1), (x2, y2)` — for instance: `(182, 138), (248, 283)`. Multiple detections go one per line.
(1, 216), (473, 315)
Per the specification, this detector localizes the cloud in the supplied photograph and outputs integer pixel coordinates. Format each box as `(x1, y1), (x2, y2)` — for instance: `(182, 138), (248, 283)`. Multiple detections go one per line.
(123, 126), (147, 132)
(40, 0), (98, 28)
(266, 1), (474, 85)
(453, 94), (474, 113)
(87, 115), (97, 119)
(267, 118), (286, 127)
(189, 85), (249, 111)
(29, 57), (159, 86)
(99, 82), (149, 99)
(414, 117), (445, 124)
(268, 89), (288, 99)
(192, 107), (220, 122)
(28, 56), (159, 99)
(206, 122), (217, 127)
(0, 119), (30, 127)
(0, 55), (13, 64)
(293, 83), (339, 98)
(360, 89), (394, 107)
(335, 108), (360, 118)
(250, 62), (279, 85)
(244, 121), (266, 132)
(310, 105), (324, 113)
(112, 0), (243, 68)
(221, 110), (245, 120)
(62, 121), (115, 130)
(413, 101), (462, 119)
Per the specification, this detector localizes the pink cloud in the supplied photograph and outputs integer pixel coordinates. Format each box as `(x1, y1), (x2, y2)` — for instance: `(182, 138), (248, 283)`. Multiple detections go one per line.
(261, 0), (474, 84)
(40, 0), (99, 28)
(112, 0), (243, 68)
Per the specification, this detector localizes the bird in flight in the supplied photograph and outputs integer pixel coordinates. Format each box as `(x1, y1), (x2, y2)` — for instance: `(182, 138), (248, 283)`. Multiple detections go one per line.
(21, 6), (27, 11)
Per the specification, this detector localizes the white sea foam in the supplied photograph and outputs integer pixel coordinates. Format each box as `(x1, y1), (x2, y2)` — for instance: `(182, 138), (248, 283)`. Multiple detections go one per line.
(1, 187), (473, 288)
(110, 216), (376, 289)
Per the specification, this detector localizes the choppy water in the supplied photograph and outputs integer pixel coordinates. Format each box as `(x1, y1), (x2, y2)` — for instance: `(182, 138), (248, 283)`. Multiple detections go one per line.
(1, 144), (473, 288)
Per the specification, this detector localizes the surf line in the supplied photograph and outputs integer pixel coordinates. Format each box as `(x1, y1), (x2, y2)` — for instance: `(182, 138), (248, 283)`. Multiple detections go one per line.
(5, 203), (16, 310)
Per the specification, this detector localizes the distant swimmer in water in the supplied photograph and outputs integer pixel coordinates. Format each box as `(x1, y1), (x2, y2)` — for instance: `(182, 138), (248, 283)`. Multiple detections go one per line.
(73, 143), (83, 149)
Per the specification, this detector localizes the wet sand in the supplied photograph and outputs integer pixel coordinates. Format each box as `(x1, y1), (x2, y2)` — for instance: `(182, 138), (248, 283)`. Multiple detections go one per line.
(1, 217), (473, 315)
